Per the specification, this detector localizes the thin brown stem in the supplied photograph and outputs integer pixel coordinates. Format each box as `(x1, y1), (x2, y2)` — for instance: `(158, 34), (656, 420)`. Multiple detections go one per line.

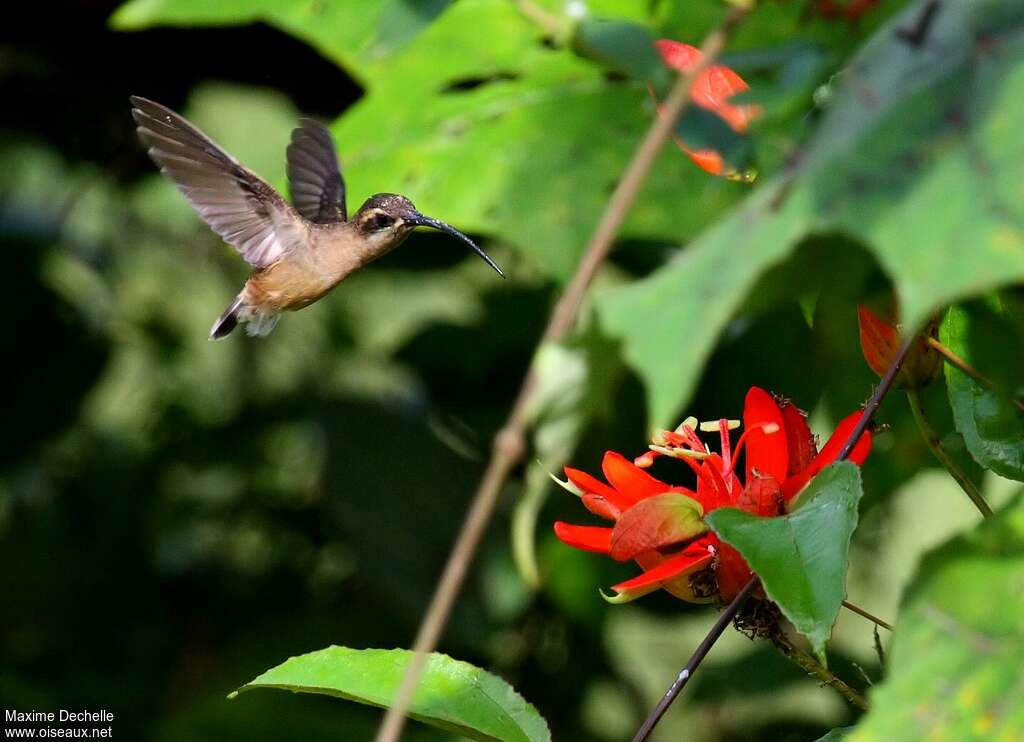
(373, 9), (754, 741)
(905, 389), (994, 518)
(512, 0), (564, 37)
(842, 600), (893, 632)
(927, 336), (1024, 413)
(630, 578), (761, 742)
(772, 633), (869, 711)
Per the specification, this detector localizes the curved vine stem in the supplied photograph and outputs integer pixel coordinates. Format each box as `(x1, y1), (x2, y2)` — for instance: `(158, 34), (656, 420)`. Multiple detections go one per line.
(631, 335), (919, 741)
(630, 577), (760, 742)
(772, 632), (869, 710)
(926, 336), (1024, 413)
(905, 389), (993, 518)
(842, 599), (893, 632)
(373, 8), (754, 742)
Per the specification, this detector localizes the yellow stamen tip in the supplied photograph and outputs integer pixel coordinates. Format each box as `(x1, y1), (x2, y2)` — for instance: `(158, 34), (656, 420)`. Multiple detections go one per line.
(676, 416), (699, 434)
(698, 419), (741, 432)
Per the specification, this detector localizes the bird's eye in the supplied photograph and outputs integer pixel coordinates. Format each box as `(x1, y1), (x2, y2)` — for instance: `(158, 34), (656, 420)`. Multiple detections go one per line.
(367, 213), (395, 231)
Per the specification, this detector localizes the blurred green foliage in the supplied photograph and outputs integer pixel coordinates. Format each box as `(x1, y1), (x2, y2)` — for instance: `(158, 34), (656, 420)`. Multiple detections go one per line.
(1, 0), (1022, 740)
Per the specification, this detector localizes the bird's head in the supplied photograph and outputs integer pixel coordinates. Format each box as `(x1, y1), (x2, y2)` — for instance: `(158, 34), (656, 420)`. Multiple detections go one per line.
(353, 193), (504, 277)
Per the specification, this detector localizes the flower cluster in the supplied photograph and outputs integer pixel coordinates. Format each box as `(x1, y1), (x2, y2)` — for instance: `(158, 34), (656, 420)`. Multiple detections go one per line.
(553, 387), (872, 603)
(654, 39), (759, 179)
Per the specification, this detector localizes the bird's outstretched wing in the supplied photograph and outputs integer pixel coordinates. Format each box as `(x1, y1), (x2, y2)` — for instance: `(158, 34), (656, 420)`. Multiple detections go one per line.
(131, 95), (306, 269)
(286, 118), (347, 224)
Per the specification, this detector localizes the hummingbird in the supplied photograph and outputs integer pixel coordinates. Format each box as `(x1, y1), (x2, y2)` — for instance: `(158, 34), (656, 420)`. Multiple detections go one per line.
(130, 96), (504, 339)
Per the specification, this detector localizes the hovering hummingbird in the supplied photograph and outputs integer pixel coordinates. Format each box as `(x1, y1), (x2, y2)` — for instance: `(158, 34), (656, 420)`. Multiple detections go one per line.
(130, 96), (504, 339)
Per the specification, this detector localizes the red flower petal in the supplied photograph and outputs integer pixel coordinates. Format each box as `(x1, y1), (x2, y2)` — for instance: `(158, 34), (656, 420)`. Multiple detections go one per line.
(564, 465), (630, 514)
(858, 305), (900, 379)
(743, 387), (788, 484)
(715, 542), (754, 600)
(697, 454), (732, 511)
(601, 451), (673, 504)
(655, 40), (755, 131)
(679, 146), (726, 175)
(581, 494), (620, 521)
(553, 522), (613, 554)
(611, 543), (714, 593)
(736, 473), (784, 517)
(655, 39), (701, 71)
(781, 411), (873, 500)
(778, 399), (816, 476)
(692, 64), (756, 132)
(857, 305), (942, 389)
(654, 39), (758, 177)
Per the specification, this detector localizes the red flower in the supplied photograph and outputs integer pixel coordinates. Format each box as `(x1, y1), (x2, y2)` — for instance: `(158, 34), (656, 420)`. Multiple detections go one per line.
(654, 39), (759, 179)
(553, 387), (872, 603)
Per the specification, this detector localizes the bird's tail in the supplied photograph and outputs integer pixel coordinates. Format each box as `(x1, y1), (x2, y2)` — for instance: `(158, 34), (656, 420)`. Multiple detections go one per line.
(210, 296), (243, 340)
(209, 295), (281, 339)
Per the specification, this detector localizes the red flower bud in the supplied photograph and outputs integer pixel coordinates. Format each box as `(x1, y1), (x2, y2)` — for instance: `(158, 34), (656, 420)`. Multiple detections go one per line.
(857, 305), (941, 389)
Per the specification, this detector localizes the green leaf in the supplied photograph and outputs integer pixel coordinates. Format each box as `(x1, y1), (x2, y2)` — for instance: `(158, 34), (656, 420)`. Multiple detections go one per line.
(599, 184), (807, 425)
(847, 495), (1024, 741)
(232, 647), (551, 742)
(706, 462), (863, 657)
(371, 0), (455, 61)
(599, 0), (1024, 425)
(113, 0), (743, 281)
(573, 19), (668, 86)
(941, 302), (1024, 481)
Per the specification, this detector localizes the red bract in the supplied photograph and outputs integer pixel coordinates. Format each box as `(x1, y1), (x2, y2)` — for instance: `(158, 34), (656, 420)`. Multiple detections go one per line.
(553, 387), (872, 604)
(857, 305), (941, 389)
(654, 39), (759, 178)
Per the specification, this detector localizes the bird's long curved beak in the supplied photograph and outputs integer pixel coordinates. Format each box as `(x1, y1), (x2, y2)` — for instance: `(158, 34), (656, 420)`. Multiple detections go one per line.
(408, 213), (505, 278)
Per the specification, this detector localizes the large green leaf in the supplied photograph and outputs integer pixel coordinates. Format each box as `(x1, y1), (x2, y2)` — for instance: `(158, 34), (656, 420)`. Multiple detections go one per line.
(113, 0), (744, 281)
(231, 646), (550, 742)
(599, 0), (1024, 425)
(706, 462), (863, 657)
(940, 302), (1024, 481)
(848, 495), (1024, 741)
(111, 0), (440, 81)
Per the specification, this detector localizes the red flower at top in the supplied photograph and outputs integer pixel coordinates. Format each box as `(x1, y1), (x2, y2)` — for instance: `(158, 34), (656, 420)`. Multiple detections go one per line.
(654, 39), (760, 178)
(553, 387), (872, 603)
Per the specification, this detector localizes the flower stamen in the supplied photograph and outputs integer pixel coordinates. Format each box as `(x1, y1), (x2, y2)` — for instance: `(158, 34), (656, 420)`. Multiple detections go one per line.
(722, 422), (781, 479)
(648, 444), (711, 461)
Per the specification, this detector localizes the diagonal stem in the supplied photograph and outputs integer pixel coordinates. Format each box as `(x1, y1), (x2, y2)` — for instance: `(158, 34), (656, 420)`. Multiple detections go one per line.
(905, 388), (993, 517)
(926, 335), (1024, 413)
(842, 599), (894, 632)
(772, 632), (869, 710)
(373, 8), (753, 742)
(631, 335), (919, 741)
(630, 577), (760, 742)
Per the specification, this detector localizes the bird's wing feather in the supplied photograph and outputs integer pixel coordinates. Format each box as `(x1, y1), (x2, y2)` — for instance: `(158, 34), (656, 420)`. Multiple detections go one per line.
(131, 95), (306, 269)
(286, 118), (347, 224)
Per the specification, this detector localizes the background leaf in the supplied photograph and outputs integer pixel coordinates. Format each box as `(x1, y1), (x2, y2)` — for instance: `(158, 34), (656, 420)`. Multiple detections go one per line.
(232, 646), (551, 742)
(599, 0), (1024, 425)
(706, 462), (864, 656)
(847, 495), (1024, 741)
(941, 302), (1024, 481)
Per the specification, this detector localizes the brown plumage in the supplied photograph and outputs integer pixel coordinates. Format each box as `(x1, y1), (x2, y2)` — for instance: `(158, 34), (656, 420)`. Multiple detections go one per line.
(130, 96), (503, 339)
